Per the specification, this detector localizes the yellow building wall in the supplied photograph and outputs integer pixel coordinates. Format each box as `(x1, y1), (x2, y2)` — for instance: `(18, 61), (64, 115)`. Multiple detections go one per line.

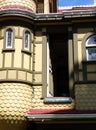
(75, 84), (96, 110)
(31, 31), (74, 110)
(4, 53), (12, 67)
(0, 83), (32, 130)
(0, 26), (34, 125)
(32, 86), (74, 110)
(77, 28), (94, 63)
(77, 27), (94, 81)
(0, 83), (32, 120)
(35, 44), (42, 71)
(75, 27), (96, 110)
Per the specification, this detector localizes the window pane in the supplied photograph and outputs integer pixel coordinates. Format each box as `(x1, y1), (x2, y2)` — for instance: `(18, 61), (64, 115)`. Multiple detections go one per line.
(86, 35), (96, 46)
(24, 31), (30, 50)
(87, 48), (96, 61)
(6, 29), (13, 48)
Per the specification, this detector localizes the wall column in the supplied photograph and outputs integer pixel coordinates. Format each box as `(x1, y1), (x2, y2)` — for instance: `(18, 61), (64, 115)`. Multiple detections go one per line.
(44, 0), (49, 13)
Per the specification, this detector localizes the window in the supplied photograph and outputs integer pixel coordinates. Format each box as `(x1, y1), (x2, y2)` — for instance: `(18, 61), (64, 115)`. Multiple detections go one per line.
(24, 31), (30, 51)
(46, 33), (69, 97)
(86, 35), (96, 61)
(6, 28), (13, 48)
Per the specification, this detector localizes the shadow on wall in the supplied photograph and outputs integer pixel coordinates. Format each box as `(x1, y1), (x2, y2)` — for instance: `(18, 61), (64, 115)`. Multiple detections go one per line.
(0, 119), (29, 130)
(28, 122), (96, 130)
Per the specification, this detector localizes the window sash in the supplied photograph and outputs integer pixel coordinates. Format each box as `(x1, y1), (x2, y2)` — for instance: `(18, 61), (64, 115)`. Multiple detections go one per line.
(86, 48), (96, 61)
(6, 29), (13, 48)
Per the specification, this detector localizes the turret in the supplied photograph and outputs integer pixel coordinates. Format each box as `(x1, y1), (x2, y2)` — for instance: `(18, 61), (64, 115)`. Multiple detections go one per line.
(0, 0), (35, 130)
(0, 0), (36, 12)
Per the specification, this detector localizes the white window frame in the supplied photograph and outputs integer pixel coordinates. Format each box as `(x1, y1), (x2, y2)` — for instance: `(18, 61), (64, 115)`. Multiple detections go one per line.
(47, 38), (53, 97)
(86, 35), (96, 61)
(6, 28), (13, 48)
(24, 31), (30, 51)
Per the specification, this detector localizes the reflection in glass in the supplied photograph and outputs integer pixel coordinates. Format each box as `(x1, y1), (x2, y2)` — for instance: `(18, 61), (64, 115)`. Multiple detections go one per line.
(87, 48), (96, 61)
(6, 28), (13, 48)
(24, 31), (30, 51)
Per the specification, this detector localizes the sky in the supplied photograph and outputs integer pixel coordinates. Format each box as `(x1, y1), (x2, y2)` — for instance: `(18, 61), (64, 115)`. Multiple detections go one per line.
(58, 0), (94, 7)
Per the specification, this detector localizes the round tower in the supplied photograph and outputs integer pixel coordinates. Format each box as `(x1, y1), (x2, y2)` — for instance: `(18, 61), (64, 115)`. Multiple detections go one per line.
(0, 0), (36, 130)
(0, 0), (36, 12)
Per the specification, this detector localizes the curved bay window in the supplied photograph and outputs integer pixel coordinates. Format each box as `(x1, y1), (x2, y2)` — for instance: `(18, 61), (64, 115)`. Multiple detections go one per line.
(24, 31), (30, 51)
(86, 35), (96, 61)
(6, 28), (13, 48)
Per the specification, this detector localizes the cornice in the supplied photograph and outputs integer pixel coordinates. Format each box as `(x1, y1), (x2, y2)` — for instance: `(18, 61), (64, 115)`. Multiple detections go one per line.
(0, 9), (96, 25)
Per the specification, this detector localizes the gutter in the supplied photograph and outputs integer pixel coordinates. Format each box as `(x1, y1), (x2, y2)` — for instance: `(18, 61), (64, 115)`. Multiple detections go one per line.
(26, 113), (96, 122)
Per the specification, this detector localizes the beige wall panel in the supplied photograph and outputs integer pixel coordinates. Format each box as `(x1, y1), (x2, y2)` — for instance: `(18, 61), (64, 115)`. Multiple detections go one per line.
(78, 28), (93, 33)
(35, 37), (42, 42)
(87, 73), (96, 80)
(14, 50), (21, 68)
(4, 53), (12, 67)
(0, 29), (4, 37)
(0, 53), (3, 68)
(35, 32), (42, 42)
(8, 70), (16, 79)
(34, 74), (42, 83)
(18, 71), (26, 80)
(30, 57), (33, 71)
(0, 40), (3, 68)
(15, 39), (22, 51)
(19, 27), (24, 37)
(0, 39), (3, 50)
(77, 33), (85, 39)
(14, 27), (19, 37)
(35, 44), (42, 71)
(87, 65), (96, 71)
(23, 54), (30, 69)
(31, 33), (34, 41)
(0, 71), (6, 80)
(31, 44), (33, 53)
(27, 72), (32, 82)
(78, 41), (82, 65)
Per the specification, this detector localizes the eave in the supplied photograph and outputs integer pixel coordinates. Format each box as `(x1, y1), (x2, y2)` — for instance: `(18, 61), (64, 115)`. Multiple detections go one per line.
(0, 9), (96, 26)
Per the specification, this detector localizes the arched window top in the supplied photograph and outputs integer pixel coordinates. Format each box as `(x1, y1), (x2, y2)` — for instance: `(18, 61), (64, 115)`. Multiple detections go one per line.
(25, 30), (30, 34)
(86, 35), (96, 47)
(86, 35), (96, 61)
(7, 28), (12, 32)
(6, 28), (13, 48)
(24, 30), (30, 51)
